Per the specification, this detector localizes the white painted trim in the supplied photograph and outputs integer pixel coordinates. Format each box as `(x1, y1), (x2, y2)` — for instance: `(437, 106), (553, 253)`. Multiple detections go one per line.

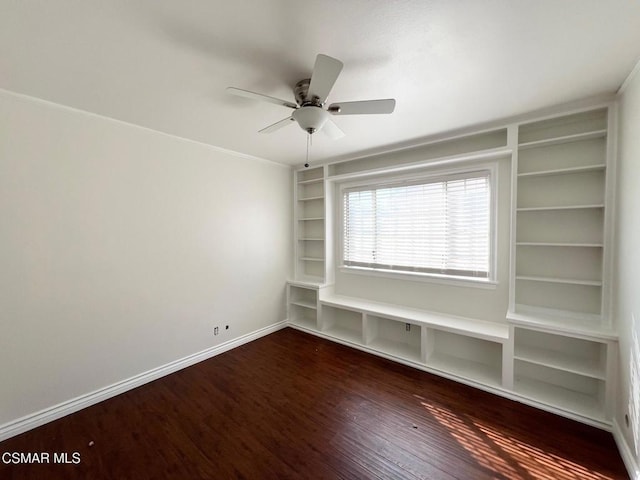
(338, 265), (498, 289)
(0, 87), (288, 169)
(618, 57), (640, 96)
(334, 160), (500, 287)
(0, 320), (288, 442)
(613, 418), (640, 480)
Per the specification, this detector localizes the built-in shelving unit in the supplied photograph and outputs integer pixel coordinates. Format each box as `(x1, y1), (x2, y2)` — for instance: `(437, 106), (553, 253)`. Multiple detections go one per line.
(286, 103), (618, 430)
(512, 325), (613, 421)
(511, 108), (609, 322)
(294, 166), (326, 283)
(506, 106), (616, 425)
(287, 282), (320, 331)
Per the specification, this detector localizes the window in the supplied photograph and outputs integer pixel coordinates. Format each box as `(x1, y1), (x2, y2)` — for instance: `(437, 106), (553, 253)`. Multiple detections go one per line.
(342, 170), (493, 281)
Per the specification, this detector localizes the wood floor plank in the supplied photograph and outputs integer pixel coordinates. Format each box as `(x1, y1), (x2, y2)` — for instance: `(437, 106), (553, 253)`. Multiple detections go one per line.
(0, 327), (629, 479)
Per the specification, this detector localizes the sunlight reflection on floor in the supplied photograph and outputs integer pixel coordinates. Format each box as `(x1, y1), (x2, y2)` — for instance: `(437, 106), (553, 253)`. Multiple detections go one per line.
(421, 400), (615, 480)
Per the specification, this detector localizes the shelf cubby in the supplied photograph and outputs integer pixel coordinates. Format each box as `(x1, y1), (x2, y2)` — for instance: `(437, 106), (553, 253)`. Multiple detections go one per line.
(516, 209), (603, 245)
(517, 109), (607, 145)
(517, 136), (606, 174)
(516, 245), (602, 283)
(517, 170), (604, 209)
(297, 166), (324, 183)
(298, 218), (324, 240)
(321, 306), (363, 345)
(515, 280), (601, 315)
(288, 284), (319, 330)
(298, 179), (324, 200)
(364, 315), (422, 363)
(514, 328), (606, 379)
(297, 197), (324, 219)
(514, 361), (605, 420)
(426, 329), (502, 387)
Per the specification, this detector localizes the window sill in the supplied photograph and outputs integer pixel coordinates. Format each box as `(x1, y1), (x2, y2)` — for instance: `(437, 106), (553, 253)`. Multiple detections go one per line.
(338, 266), (498, 289)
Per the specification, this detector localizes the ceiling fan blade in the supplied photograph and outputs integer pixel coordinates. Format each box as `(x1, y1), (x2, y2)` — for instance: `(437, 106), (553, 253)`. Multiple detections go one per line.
(259, 116), (296, 134)
(328, 99), (396, 115)
(322, 119), (345, 139)
(307, 54), (344, 104)
(227, 87), (297, 109)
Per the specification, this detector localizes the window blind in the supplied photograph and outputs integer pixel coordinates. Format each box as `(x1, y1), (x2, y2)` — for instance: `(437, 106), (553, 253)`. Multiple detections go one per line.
(343, 171), (491, 278)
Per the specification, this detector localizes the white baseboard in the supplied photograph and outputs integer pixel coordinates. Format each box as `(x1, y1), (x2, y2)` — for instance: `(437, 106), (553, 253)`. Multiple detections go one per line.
(613, 418), (640, 480)
(0, 320), (287, 442)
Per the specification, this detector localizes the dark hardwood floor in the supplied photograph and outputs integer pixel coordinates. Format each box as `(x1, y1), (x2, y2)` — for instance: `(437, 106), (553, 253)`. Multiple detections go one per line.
(0, 327), (628, 479)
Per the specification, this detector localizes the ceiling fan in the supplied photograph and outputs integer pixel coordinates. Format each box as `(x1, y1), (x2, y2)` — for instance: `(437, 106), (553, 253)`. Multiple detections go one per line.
(226, 54), (396, 139)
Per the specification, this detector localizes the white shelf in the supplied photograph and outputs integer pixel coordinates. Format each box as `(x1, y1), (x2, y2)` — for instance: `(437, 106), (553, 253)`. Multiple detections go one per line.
(298, 217), (324, 221)
(323, 325), (362, 345)
(507, 306), (616, 340)
(290, 299), (317, 310)
(298, 196), (324, 201)
(290, 276), (325, 287)
(514, 377), (603, 420)
(368, 337), (421, 363)
(514, 345), (605, 379)
(516, 242), (603, 248)
(290, 316), (317, 330)
(516, 275), (602, 286)
(299, 257), (324, 262)
(428, 352), (501, 388)
(298, 238), (324, 241)
(517, 204), (604, 212)
(518, 129), (607, 150)
(297, 178), (323, 185)
(517, 164), (605, 178)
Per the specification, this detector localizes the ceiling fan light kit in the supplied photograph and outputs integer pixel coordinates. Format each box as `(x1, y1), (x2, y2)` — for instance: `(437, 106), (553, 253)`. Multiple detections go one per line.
(292, 106), (329, 134)
(227, 54), (396, 139)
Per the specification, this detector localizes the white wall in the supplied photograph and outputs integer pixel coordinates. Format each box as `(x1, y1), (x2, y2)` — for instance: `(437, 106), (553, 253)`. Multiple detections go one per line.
(615, 66), (640, 466)
(0, 90), (292, 427)
(333, 155), (511, 322)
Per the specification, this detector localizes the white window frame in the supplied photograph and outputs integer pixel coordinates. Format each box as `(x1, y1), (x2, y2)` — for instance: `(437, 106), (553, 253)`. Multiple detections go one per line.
(337, 161), (498, 289)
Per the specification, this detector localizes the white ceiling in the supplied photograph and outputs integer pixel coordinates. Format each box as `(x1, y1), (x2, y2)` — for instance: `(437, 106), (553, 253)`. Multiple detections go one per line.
(2, 1), (640, 166)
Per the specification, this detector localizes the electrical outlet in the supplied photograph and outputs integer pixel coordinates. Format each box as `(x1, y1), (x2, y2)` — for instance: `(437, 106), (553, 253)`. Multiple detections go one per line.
(214, 326), (219, 335)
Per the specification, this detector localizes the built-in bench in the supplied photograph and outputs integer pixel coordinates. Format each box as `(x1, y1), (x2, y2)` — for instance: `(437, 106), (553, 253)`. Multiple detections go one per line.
(319, 291), (509, 344)
(286, 283), (511, 391)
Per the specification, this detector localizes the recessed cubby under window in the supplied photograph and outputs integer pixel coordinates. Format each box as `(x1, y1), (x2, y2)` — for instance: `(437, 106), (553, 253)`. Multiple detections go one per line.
(425, 329), (502, 387)
(320, 306), (363, 345)
(364, 315), (422, 362)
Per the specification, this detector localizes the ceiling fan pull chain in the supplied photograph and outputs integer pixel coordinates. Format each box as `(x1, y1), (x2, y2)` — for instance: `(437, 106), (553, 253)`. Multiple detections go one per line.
(306, 132), (310, 166)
